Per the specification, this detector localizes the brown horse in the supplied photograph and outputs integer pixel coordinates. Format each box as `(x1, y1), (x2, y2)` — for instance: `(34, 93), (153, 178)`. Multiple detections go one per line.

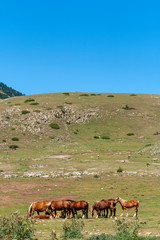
(50, 200), (71, 218)
(27, 201), (51, 217)
(101, 199), (116, 218)
(69, 200), (89, 218)
(115, 196), (139, 219)
(32, 214), (52, 220)
(91, 201), (112, 218)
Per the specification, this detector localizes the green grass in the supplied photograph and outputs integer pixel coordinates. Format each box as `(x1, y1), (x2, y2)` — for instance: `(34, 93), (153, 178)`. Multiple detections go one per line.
(0, 92), (160, 238)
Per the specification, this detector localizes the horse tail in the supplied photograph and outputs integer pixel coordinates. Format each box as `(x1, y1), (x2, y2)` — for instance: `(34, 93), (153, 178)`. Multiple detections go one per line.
(28, 203), (33, 217)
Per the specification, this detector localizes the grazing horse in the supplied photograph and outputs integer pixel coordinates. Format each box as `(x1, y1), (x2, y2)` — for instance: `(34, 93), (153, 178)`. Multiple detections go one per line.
(27, 201), (51, 217)
(32, 214), (52, 220)
(91, 201), (113, 218)
(69, 200), (89, 219)
(115, 196), (139, 219)
(50, 200), (71, 218)
(101, 199), (116, 218)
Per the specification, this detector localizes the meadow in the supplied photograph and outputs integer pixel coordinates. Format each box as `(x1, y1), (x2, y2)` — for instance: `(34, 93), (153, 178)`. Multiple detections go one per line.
(0, 92), (160, 239)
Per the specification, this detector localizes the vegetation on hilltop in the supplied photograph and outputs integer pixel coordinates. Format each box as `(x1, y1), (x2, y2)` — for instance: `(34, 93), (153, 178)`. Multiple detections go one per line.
(0, 82), (24, 99)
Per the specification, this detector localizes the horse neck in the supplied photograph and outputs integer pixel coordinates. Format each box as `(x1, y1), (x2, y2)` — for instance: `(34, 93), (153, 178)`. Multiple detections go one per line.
(118, 197), (127, 205)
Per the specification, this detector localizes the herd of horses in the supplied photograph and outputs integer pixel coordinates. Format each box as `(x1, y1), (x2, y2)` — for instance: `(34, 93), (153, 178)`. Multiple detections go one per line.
(27, 197), (139, 220)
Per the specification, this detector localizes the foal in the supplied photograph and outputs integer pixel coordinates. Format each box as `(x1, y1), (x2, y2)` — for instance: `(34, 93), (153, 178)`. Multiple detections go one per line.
(115, 196), (139, 219)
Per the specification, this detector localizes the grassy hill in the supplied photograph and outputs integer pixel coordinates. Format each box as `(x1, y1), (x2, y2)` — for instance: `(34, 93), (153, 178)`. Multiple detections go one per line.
(0, 92), (160, 238)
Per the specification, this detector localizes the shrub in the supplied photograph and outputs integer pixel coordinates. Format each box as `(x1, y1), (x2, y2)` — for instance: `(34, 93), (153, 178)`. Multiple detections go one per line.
(21, 110), (30, 114)
(62, 219), (84, 239)
(130, 94), (137, 96)
(115, 218), (139, 240)
(0, 212), (35, 240)
(34, 110), (41, 113)
(65, 102), (72, 104)
(94, 135), (100, 139)
(153, 131), (160, 135)
(63, 92), (70, 96)
(66, 121), (71, 125)
(12, 137), (19, 141)
(9, 145), (19, 150)
(79, 94), (89, 96)
(46, 107), (52, 110)
(117, 166), (123, 173)
(49, 136), (55, 139)
(11, 127), (15, 130)
(122, 105), (135, 110)
(2, 140), (6, 143)
(24, 98), (35, 103)
(49, 123), (60, 129)
(101, 135), (110, 140)
(88, 233), (114, 240)
(107, 95), (114, 97)
(57, 105), (63, 108)
(94, 174), (99, 178)
(145, 143), (152, 147)
(30, 102), (39, 105)
(127, 133), (135, 136)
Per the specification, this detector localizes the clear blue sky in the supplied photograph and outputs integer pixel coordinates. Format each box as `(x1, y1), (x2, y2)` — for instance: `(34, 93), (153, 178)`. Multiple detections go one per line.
(0, 0), (160, 95)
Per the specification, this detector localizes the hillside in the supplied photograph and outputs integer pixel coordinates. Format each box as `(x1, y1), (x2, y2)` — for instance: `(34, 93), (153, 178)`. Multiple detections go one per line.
(0, 82), (23, 99)
(0, 92), (160, 238)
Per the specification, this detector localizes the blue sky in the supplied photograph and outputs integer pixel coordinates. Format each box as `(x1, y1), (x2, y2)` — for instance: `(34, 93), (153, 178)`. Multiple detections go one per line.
(0, 0), (160, 95)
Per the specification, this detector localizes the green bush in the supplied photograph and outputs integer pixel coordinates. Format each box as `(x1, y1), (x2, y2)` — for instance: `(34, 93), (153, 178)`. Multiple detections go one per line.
(88, 233), (114, 240)
(46, 107), (52, 110)
(21, 110), (30, 114)
(62, 219), (84, 239)
(127, 133), (135, 136)
(130, 94), (137, 96)
(30, 102), (39, 105)
(11, 137), (19, 141)
(63, 92), (70, 96)
(24, 98), (35, 103)
(65, 102), (72, 104)
(66, 121), (71, 125)
(117, 166), (123, 173)
(33, 110), (41, 113)
(49, 136), (55, 139)
(2, 140), (6, 143)
(94, 174), (99, 178)
(49, 123), (60, 129)
(94, 135), (100, 139)
(101, 135), (110, 140)
(0, 213), (35, 240)
(122, 105), (135, 110)
(115, 218), (139, 240)
(11, 127), (15, 130)
(107, 95), (114, 97)
(79, 94), (89, 96)
(9, 145), (19, 150)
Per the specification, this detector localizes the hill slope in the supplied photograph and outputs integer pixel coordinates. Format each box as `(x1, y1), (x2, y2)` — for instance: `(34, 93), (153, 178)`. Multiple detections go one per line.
(0, 82), (23, 99)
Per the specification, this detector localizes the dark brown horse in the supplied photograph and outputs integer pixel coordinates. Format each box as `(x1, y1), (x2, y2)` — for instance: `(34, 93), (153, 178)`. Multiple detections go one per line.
(27, 201), (51, 217)
(101, 199), (116, 218)
(69, 200), (89, 218)
(50, 200), (71, 218)
(91, 200), (115, 218)
(115, 196), (139, 219)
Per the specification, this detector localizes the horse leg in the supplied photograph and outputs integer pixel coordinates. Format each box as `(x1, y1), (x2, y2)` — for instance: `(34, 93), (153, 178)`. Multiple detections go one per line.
(105, 209), (108, 218)
(134, 207), (138, 219)
(120, 208), (124, 217)
(125, 208), (128, 217)
(109, 209), (113, 218)
(113, 208), (116, 217)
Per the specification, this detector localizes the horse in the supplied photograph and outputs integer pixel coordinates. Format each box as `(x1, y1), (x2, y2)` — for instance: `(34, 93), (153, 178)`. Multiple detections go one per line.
(91, 201), (112, 218)
(101, 199), (116, 218)
(50, 200), (71, 218)
(32, 214), (53, 220)
(27, 201), (51, 217)
(115, 196), (139, 219)
(69, 200), (89, 218)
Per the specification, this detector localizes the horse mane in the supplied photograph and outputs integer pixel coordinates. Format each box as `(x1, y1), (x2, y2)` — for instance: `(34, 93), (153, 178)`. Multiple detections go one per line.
(28, 202), (33, 213)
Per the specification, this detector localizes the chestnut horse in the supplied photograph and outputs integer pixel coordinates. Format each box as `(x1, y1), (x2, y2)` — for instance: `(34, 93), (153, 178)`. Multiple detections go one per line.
(69, 200), (89, 219)
(101, 199), (116, 218)
(27, 201), (51, 217)
(115, 196), (139, 219)
(50, 200), (71, 218)
(91, 201), (114, 218)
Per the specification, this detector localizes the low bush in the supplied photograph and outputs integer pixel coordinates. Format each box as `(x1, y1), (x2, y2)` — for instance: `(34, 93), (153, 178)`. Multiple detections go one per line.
(122, 105), (136, 110)
(2, 140), (6, 142)
(94, 135), (100, 139)
(0, 212), (35, 240)
(49, 123), (60, 129)
(65, 102), (72, 104)
(127, 133), (135, 136)
(62, 219), (84, 239)
(117, 166), (123, 173)
(34, 110), (41, 113)
(88, 233), (114, 240)
(12, 137), (19, 141)
(30, 102), (39, 105)
(24, 98), (35, 103)
(79, 94), (89, 96)
(66, 121), (71, 125)
(107, 95), (114, 97)
(49, 136), (55, 139)
(9, 145), (19, 150)
(101, 135), (110, 140)
(94, 174), (99, 178)
(63, 92), (70, 96)
(130, 94), (137, 96)
(21, 110), (30, 114)
(115, 218), (139, 240)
